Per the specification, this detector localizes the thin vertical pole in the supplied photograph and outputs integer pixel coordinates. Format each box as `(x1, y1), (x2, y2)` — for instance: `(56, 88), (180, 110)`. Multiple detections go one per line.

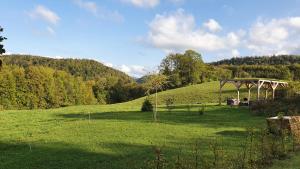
(237, 89), (240, 103)
(155, 88), (157, 122)
(248, 88), (251, 104)
(257, 82), (260, 101)
(219, 80), (223, 106)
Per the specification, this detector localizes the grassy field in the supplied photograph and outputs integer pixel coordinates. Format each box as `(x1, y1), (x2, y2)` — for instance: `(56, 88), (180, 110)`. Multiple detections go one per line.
(0, 104), (266, 169)
(0, 81), (294, 169)
(129, 81), (255, 106)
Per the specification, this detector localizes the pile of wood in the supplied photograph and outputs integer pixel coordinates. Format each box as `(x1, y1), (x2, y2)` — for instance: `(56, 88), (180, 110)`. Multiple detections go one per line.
(290, 116), (300, 144)
(266, 116), (300, 144)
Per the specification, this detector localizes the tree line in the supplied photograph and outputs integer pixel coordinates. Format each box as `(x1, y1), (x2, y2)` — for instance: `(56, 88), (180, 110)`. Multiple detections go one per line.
(212, 55), (300, 65)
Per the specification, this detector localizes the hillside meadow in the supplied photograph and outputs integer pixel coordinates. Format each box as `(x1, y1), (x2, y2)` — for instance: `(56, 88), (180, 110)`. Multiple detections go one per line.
(0, 82), (270, 169)
(0, 104), (266, 169)
(1, 81), (299, 168)
(130, 81), (256, 106)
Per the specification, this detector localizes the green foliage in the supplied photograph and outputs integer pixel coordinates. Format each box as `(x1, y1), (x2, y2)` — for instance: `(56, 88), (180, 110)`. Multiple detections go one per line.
(165, 97), (174, 112)
(0, 26), (6, 55)
(160, 50), (206, 87)
(0, 54), (132, 81)
(141, 98), (153, 112)
(223, 65), (292, 80)
(0, 55), (148, 108)
(198, 104), (205, 115)
(212, 55), (300, 66)
(0, 65), (96, 109)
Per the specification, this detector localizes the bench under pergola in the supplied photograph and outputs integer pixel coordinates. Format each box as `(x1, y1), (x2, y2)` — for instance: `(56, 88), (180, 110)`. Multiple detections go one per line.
(219, 78), (288, 105)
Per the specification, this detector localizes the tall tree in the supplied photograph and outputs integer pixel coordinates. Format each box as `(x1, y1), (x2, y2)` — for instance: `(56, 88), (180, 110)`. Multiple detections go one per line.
(160, 50), (205, 87)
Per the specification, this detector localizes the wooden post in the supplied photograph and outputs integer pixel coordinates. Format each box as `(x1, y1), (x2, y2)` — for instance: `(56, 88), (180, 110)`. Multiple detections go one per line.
(257, 81), (264, 101)
(219, 80), (226, 105)
(265, 89), (268, 100)
(257, 81), (260, 100)
(271, 82), (279, 100)
(245, 82), (255, 104)
(233, 81), (243, 103)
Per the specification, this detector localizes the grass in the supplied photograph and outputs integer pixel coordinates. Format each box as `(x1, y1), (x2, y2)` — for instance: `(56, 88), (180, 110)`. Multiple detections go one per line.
(0, 103), (266, 169)
(129, 81), (256, 106)
(270, 152), (300, 169)
(0, 81), (294, 169)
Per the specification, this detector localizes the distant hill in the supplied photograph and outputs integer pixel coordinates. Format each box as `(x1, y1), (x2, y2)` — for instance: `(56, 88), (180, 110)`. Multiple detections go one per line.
(0, 54), (133, 81)
(211, 55), (300, 66)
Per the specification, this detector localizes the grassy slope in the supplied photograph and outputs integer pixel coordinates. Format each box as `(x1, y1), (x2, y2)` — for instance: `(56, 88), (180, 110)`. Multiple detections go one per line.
(128, 81), (254, 106)
(0, 81), (282, 169)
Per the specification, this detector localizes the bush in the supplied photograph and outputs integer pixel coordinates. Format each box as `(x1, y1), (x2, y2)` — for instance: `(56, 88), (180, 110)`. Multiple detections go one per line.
(198, 104), (205, 115)
(165, 97), (174, 112)
(141, 99), (153, 112)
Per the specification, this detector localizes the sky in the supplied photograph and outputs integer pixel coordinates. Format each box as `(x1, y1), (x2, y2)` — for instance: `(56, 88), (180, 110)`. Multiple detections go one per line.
(2, 0), (300, 77)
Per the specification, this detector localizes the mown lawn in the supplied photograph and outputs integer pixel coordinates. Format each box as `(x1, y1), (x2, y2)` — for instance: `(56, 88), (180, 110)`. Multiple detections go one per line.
(0, 103), (266, 169)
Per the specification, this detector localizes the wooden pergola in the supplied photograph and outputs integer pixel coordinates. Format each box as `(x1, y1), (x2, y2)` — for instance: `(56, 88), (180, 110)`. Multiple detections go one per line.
(219, 79), (288, 105)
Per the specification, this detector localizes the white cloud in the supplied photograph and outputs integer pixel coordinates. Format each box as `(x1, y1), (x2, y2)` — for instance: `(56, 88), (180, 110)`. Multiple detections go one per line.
(28, 5), (60, 25)
(103, 62), (114, 68)
(74, 0), (124, 22)
(289, 17), (300, 28)
(144, 10), (300, 59)
(74, 0), (98, 15)
(247, 17), (300, 55)
(145, 9), (241, 53)
(122, 0), (159, 8)
(168, 0), (185, 5)
(116, 64), (151, 77)
(203, 19), (222, 32)
(231, 49), (240, 57)
(102, 61), (151, 77)
(46, 26), (55, 35)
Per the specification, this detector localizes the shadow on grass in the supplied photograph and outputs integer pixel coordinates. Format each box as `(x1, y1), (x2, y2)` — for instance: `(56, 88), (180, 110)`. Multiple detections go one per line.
(216, 130), (248, 137)
(56, 105), (264, 128)
(0, 141), (154, 169)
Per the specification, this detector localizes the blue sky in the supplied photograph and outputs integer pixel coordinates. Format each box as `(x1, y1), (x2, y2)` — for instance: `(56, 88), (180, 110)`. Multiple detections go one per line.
(2, 0), (300, 77)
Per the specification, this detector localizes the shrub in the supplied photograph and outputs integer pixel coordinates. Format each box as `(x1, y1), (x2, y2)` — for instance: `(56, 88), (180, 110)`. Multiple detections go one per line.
(141, 99), (153, 112)
(198, 104), (205, 115)
(165, 97), (174, 112)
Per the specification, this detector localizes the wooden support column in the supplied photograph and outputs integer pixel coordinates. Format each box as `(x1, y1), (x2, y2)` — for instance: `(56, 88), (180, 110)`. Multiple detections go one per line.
(263, 83), (271, 100)
(233, 81), (243, 103)
(257, 81), (264, 101)
(219, 80), (227, 105)
(271, 82), (279, 100)
(245, 82), (255, 104)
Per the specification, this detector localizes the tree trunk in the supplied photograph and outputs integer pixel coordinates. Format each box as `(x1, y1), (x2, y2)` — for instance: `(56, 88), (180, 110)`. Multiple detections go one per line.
(154, 88), (158, 122)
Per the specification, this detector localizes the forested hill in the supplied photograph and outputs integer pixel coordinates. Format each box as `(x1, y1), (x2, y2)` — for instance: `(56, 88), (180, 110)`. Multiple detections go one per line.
(211, 55), (300, 65)
(0, 54), (133, 81)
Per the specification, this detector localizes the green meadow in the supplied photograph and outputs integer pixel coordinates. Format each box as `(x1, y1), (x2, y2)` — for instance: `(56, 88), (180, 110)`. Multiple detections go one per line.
(0, 82), (269, 169)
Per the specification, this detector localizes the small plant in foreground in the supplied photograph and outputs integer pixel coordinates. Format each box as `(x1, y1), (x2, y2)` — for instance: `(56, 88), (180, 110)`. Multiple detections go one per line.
(141, 98), (153, 112)
(165, 97), (174, 112)
(198, 104), (205, 116)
